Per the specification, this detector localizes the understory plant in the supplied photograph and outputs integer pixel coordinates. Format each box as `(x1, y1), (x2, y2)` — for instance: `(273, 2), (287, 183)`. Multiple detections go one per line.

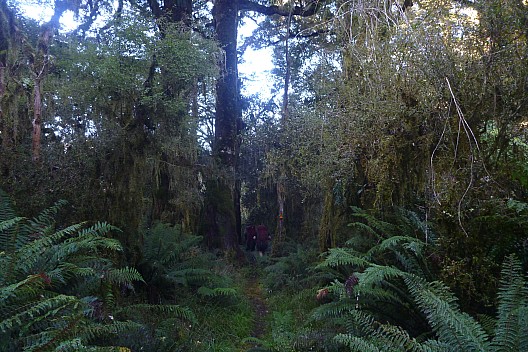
(313, 207), (528, 351)
(245, 238), (338, 351)
(0, 190), (144, 351)
(128, 222), (251, 351)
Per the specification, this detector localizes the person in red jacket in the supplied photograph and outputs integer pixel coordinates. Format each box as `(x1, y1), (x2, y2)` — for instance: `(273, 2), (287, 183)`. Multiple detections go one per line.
(256, 224), (271, 256)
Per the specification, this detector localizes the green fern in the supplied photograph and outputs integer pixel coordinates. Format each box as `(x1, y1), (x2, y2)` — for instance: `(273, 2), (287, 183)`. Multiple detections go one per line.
(491, 254), (528, 351)
(313, 208), (528, 351)
(197, 286), (238, 297)
(404, 275), (491, 351)
(349, 206), (401, 239)
(0, 190), (144, 351)
(0, 189), (16, 222)
(316, 237), (528, 352)
(117, 303), (197, 323)
(105, 267), (145, 285)
(334, 334), (382, 352)
(317, 247), (370, 270)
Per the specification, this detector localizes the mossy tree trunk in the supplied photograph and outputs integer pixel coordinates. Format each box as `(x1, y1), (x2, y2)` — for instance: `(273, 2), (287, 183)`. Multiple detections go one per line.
(205, 0), (242, 255)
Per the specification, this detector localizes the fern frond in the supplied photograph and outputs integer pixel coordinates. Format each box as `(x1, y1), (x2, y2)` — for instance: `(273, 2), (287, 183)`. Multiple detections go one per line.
(0, 216), (24, 233)
(356, 285), (406, 308)
(80, 320), (145, 344)
(0, 274), (45, 305)
(0, 217), (25, 252)
(339, 306), (456, 352)
(51, 236), (122, 266)
(393, 249), (425, 277)
(104, 267), (145, 285)
(491, 254), (528, 351)
(118, 304), (197, 323)
(0, 294), (78, 332)
(395, 207), (433, 241)
(372, 323), (431, 352)
(347, 222), (382, 240)
(516, 306), (528, 352)
(404, 275), (491, 351)
(311, 299), (356, 321)
(29, 199), (68, 229)
(349, 206), (400, 237)
(77, 221), (122, 238)
(317, 247), (370, 269)
(164, 267), (212, 286)
(367, 236), (424, 257)
(39, 338), (130, 352)
(197, 286), (238, 298)
(0, 189), (16, 222)
(357, 265), (406, 289)
(14, 223), (86, 276)
(334, 334), (382, 352)
(476, 314), (496, 338)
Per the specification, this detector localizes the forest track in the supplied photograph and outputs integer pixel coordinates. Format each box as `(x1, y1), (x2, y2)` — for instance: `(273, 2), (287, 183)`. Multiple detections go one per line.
(241, 255), (270, 351)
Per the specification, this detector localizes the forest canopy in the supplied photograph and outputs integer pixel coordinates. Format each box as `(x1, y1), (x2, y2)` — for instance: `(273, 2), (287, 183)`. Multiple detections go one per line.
(0, 0), (527, 351)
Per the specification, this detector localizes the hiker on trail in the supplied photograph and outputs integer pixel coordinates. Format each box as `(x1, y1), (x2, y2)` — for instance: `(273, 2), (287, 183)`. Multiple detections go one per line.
(245, 225), (257, 251)
(255, 224), (271, 256)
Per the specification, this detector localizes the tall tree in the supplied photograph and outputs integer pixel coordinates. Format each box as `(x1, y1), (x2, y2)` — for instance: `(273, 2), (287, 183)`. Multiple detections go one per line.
(203, 0), (330, 254)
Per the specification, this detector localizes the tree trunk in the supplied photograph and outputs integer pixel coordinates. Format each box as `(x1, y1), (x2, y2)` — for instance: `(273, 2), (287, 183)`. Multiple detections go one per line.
(206, 0), (242, 255)
(0, 48), (7, 151)
(272, 15), (291, 256)
(31, 78), (42, 162)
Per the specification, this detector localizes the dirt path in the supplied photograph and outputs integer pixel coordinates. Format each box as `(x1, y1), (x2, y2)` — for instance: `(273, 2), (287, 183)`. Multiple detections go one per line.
(241, 268), (270, 351)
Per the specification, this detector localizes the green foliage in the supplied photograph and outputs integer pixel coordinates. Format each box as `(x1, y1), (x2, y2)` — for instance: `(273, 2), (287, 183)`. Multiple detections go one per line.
(255, 242), (340, 351)
(197, 286), (238, 298)
(313, 210), (528, 351)
(0, 191), (143, 351)
(405, 275), (491, 350)
(491, 254), (528, 351)
(438, 198), (528, 310)
(263, 240), (329, 292)
(139, 222), (236, 299)
(114, 222), (252, 351)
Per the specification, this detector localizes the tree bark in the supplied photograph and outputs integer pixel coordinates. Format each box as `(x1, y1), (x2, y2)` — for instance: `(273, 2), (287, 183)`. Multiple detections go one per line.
(273, 14), (292, 256)
(0, 23), (7, 150)
(31, 78), (42, 162)
(205, 0), (241, 254)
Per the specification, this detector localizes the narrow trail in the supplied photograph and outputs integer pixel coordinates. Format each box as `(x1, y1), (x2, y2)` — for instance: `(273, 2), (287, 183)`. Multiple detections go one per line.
(241, 256), (270, 351)
(246, 274), (268, 338)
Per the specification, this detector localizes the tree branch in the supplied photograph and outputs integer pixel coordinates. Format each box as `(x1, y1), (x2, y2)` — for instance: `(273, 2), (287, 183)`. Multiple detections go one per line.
(239, 0), (326, 17)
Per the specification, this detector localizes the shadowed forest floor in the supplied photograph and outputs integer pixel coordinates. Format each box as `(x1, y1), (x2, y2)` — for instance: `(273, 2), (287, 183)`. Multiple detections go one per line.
(240, 254), (271, 352)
